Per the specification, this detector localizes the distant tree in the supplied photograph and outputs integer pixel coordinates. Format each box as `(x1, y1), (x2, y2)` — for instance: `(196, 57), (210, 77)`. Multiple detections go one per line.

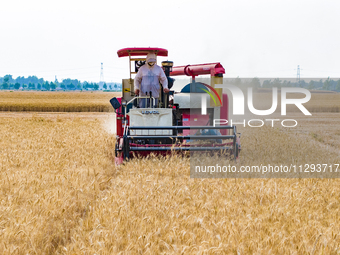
(15, 76), (25, 85)
(14, 82), (20, 90)
(285, 80), (292, 87)
(37, 83), (42, 90)
(43, 81), (50, 90)
(250, 77), (261, 89)
(2, 81), (6, 90)
(316, 79), (323, 89)
(114, 84), (117, 90)
(262, 79), (271, 88)
(28, 83), (36, 90)
(300, 80), (307, 88)
(336, 80), (340, 91)
(109, 84), (112, 90)
(282, 80), (289, 87)
(103, 83), (107, 90)
(50, 82), (56, 90)
(272, 78), (282, 88)
(2, 82), (9, 90)
(27, 75), (39, 85)
(67, 83), (75, 90)
(308, 80), (315, 90)
(60, 84), (66, 89)
(61, 78), (79, 90)
(3, 74), (13, 83)
(323, 77), (331, 90)
(82, 82), (88, 90)
(1, 75), (9, 89)
(94, 83), (99, 90)
(86, 82), (94, 90)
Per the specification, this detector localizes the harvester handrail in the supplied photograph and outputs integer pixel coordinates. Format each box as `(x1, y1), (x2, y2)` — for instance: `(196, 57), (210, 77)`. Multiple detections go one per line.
(126, 96), (156, 107)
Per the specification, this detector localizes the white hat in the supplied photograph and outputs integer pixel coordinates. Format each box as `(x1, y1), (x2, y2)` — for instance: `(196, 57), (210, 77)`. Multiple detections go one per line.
(146, 52), (157, 63)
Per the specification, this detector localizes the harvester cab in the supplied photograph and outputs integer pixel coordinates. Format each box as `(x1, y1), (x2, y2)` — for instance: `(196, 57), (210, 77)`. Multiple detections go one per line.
(110, 47), (241, 165)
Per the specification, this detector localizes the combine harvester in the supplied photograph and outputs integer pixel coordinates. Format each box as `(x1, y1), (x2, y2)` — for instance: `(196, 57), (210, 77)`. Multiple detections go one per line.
(110, 47), (241, 164)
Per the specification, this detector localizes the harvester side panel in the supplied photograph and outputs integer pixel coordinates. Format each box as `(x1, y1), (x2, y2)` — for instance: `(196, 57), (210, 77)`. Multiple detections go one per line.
(122, 79), (135, 102)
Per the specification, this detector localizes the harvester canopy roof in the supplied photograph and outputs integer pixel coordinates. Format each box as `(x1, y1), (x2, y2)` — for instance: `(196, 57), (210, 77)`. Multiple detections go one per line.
(117, 47), (168, 58)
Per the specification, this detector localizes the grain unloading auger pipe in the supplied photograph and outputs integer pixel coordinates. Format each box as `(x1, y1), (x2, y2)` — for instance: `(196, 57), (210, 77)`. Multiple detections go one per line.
(170, 63), (225, 77)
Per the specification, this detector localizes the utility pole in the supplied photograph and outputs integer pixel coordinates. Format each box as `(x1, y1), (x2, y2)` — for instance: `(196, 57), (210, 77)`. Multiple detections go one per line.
(100, 63), (104, 89)
(296, 65), (300, 87)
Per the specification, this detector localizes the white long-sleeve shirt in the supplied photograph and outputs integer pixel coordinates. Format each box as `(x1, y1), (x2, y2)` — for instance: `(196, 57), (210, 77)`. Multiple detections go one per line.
(134, 64), (168, 98)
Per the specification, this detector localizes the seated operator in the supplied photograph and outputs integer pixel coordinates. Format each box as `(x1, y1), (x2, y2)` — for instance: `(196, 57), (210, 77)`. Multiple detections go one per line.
(134, 52), (170, 108)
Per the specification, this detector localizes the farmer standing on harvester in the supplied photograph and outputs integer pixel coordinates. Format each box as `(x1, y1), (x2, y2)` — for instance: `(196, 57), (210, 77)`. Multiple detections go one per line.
(134, 52), (169, 108)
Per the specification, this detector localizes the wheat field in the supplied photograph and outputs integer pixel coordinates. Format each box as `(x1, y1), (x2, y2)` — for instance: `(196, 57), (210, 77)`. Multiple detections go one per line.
(0, 110), (340, 254)
(0, 91), (120, 112)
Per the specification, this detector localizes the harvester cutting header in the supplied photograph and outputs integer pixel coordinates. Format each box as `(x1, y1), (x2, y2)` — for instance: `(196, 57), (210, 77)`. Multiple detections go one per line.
(110, 47), (241, 164)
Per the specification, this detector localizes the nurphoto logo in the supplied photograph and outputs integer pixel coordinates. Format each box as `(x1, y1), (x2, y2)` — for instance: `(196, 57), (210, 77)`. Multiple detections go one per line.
(200, 84), (312, 128)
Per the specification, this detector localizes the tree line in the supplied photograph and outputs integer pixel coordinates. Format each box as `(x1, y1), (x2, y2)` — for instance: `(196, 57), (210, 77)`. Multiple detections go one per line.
(1, 74), (339, 92)
(260, 77), (340, 91)
(0, 75), (121, 91)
